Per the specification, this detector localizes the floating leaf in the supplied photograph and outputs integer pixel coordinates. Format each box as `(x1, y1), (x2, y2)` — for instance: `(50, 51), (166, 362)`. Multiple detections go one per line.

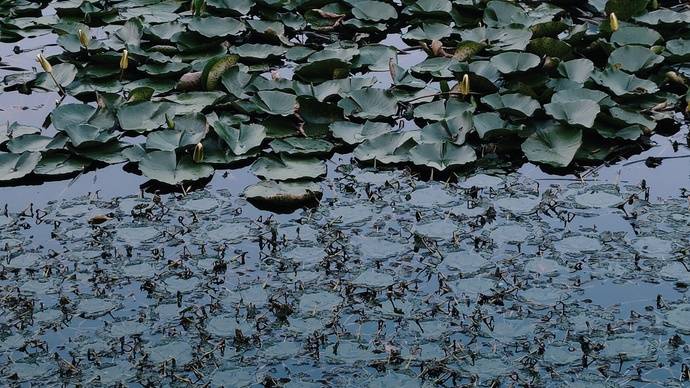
(34, 152), (89, 176)
(270, 137), (334, 155)
(117, 101), (177, 133)
(250, 155), (326, 180)
(557, 59), (594, 84)
(330, 121), (390, 145)
(338, 89), (398, 120)
(213, 122), (266, 155)
(0, 152), (41, 182)
(65, 124), (119, 148)
(608, 46), (664, 72)
(481, 93), (540, 116)
(253, 91), (297, 116)
(351, 1), (397, 21)
(590, 68), (658, 96)
(610, 27), (662, 47)
(138, 150), (213, 185)
(408, 142), (476, 171)
(521, 122), (582, 167)
(544, 100), (600, 128)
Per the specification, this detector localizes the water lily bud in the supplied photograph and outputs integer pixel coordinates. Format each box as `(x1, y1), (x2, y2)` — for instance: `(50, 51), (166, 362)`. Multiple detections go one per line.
(191, 0), (205, 15)
(165, 113), (175, 129)
(78, 29), (90, 49)
(193, 142), (204, 163)
(120, 49), (129, 70)
(665, 71), (686, 86)
(609, 13), (619, 32)
(36, 54), (52, 73)
(459, 74), (470, 96)
(388, 58), (397, 80)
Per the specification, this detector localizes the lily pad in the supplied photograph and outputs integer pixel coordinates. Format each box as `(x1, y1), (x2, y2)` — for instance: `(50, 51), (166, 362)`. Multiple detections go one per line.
(138, 150), (214, 185)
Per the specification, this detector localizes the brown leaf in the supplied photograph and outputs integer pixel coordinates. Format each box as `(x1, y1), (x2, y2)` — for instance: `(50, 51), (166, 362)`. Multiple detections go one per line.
(314, 9), (345, 19)
(88, 214), (112, 225)
(430, 40), (447, 57)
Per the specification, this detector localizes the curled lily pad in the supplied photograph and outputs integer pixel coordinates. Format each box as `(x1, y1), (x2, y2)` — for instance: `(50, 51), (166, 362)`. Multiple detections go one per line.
(244, 180), (322, 211)
(201, 55), (239, 90)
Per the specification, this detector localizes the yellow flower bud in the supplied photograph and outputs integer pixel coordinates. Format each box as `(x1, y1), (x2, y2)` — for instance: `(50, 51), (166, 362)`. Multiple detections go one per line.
(78, 29), (90, 49)
(459, 74), (470, 96)
(609, 12), (619, 32)
(193, 143), (204, 163)
(120, 49), (129, 70)
(36, 54), (52, 73)
(165, 113), (175, 129)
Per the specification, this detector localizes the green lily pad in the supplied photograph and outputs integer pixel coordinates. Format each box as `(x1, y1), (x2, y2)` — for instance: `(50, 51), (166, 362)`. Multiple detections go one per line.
(521, 122), (582, 167)
(253, 90), (297, 116)
(138, 150), (214, 185)
(213, 122), (266, 155)
(481, 93), (540, 116)
(490, 51), (541, 74)
(0, 152), (41, 182)
(338, 89), (398, 120)
(270, 137), (334, 155)
(409, 142), (476, 171)
(250, 154), (326, 180)
(544, 100), (600, 128)
(610, 27), (662, 47)
(188, 16), (245, 37)
(351, 1), (397, 21)
(608, 46), (664, 72)
(330, 121), (390, 145)
(590, 68), (658, 96)
(117, 101), (177, 133)
(557, 59), (594, 84)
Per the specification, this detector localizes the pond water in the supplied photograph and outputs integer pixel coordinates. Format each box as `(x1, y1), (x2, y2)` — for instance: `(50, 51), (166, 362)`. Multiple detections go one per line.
(2, 1), (690, 386)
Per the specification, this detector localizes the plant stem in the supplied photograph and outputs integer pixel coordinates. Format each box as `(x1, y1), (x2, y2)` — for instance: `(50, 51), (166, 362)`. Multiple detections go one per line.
(49, 72), (65, 96)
